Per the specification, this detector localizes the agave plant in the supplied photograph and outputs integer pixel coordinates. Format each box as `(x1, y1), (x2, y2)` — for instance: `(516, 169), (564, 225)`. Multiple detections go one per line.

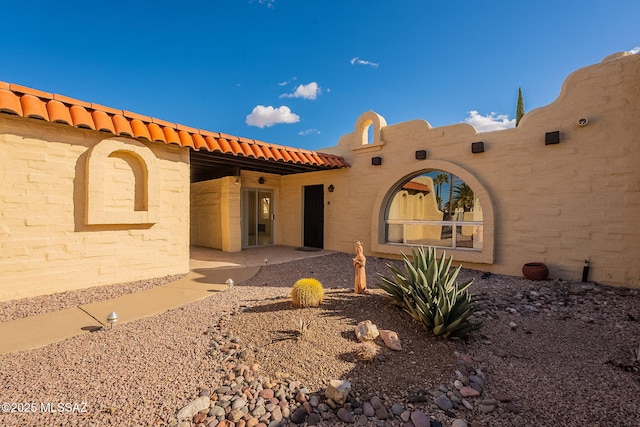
(377, 246), (480, 339)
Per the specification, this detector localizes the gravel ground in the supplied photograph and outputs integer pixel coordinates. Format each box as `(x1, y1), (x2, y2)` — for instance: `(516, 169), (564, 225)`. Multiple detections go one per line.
(1, 252), (639, 427)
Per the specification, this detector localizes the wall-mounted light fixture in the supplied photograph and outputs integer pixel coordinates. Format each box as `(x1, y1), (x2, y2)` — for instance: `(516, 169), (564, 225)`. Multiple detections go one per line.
(234, 166), (241, 185)
(545, 131), (560, 145)
(415, 150), (427, 160)
(471, 141), (485, 153)
(258, 177), (265, 184)
(371, 156), (382, 166)
(328, 184), (335, 192)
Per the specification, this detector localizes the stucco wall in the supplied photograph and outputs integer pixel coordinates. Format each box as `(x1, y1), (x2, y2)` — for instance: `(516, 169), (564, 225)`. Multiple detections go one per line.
(191, 179), (224, 249)
(279, 53), (640, 287)
(0, 116), (191, 301)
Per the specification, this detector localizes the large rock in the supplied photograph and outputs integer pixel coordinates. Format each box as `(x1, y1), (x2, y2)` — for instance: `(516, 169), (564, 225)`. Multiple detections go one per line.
(325, 379), (351, 405)
(177, 396), (210, 420)
(379, 330), (402, 350)
(355, 320), (379, 341)
(410, 410), (431, 427)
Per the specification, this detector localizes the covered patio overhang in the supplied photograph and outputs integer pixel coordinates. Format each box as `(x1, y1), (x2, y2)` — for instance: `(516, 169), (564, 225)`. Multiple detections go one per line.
(191, 149), (347, 182)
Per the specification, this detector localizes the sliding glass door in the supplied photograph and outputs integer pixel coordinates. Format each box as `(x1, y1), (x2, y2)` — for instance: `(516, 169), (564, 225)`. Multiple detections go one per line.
(241, 189), (274, 247)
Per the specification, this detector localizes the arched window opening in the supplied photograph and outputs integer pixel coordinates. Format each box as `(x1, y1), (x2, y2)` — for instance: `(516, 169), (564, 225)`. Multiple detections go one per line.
(385, 170), (483, 250)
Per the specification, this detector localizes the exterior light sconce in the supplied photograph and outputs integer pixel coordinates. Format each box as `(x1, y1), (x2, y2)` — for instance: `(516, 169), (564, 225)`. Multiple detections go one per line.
(234, 166), (241, 185)
(106, 311), (119, 330)
(371, 156), (382, 166)
(328, 184), (335, 193)
(545, 131), (560, 145)
(471, 141), (485, 153)
(258, 177), (265, 184)
(415, 150), (427, 160)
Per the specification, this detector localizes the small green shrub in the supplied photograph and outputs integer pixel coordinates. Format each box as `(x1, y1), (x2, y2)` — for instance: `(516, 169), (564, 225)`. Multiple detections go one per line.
(291, 278), (324, 307)
(377, 246), (480, 339)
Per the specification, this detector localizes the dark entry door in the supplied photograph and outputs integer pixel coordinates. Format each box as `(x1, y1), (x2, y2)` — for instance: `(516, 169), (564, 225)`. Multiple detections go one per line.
(303, 185), (324, 248)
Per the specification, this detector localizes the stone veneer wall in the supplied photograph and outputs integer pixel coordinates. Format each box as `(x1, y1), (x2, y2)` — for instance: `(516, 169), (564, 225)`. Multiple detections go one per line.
(0, 116), (190, 301)
(278, 53), (640, 288)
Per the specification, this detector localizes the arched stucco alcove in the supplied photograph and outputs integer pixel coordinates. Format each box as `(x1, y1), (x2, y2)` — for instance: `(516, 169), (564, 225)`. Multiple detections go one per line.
(354, 111), (387, 147)
(370, 160), (494, 264)
(85, 137), (159, 225)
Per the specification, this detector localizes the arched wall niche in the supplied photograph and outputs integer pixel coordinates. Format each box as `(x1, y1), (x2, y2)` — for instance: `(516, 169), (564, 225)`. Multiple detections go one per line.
(85, 137), (159, 225)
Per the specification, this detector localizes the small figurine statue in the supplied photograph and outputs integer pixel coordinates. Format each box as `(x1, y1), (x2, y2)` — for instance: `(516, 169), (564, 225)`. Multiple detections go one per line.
(353, 241), (367, 294)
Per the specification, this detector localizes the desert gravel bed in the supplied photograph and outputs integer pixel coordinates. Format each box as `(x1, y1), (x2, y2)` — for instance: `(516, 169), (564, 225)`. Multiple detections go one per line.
(1, 252), (639, 427)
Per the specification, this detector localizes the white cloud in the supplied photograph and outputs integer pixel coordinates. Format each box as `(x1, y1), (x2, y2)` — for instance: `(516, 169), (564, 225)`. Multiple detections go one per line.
(350, 57), (379, 68)
(298, 128), (320, 136)
(630, 46), (640, 55)
(464, 110), (515, 132)
(255, 0), (275, 8)
(245, 105), (300, 128)
(280, 82), (321, 100)
(278, 77), (297, 86)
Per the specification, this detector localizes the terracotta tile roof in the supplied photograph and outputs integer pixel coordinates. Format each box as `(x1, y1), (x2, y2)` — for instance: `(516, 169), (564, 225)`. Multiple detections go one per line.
(0, 81), (349, 170)
(402, 181), (431, 193)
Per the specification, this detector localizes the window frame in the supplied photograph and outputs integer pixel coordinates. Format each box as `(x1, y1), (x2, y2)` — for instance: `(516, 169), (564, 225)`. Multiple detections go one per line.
(370, 161), (494, 264)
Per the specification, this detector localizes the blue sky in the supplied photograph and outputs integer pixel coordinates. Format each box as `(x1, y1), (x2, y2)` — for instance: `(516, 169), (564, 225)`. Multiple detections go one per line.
(1, 1), (638, 151)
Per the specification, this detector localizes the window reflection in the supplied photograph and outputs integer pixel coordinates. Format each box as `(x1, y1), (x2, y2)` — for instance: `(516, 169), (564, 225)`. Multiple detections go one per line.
(385, 171), (483, 250)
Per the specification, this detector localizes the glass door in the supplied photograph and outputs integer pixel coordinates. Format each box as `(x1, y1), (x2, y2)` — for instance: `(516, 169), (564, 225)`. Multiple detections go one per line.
(242, 189), (274, 247)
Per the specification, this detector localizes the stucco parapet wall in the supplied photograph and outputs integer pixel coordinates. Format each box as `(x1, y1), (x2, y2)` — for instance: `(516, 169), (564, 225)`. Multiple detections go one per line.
(318, 51), (639, 287)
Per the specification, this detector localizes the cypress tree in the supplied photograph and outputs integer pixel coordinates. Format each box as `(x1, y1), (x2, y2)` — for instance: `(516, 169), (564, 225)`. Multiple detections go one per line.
(515, 87), (525, 127)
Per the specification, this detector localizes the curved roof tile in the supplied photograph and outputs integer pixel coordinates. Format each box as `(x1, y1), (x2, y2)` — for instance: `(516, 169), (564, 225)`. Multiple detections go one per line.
(21, 94), (49, 120)
(46, 99), (72, 124)
(113, 114), (133, 137)
(0, 80), (349, 170)
(0, 89), (22, 115)
(69, 105), (95, 129)
(92, 110), (115, 133)
(131, 119), (151, 140)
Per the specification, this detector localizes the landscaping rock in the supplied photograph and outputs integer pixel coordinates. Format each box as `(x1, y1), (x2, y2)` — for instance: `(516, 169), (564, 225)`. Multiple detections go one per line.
(410, 410), (431, 427)
(177, 396), (210, 420)
(355, 320), (379, 341)
(379, 329), (402, 350)
(337, 407), (355, 423)
(325, 379), (351, 405)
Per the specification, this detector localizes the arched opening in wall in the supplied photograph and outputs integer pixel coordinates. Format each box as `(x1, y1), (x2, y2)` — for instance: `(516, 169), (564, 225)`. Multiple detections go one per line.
(384, 170), (484, 250)
(360, 119), (374, 145)
(106, 150), (149, 212)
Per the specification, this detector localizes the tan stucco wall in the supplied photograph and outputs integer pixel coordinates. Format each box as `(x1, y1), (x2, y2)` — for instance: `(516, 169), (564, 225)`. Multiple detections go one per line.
(278, 53), (640, 287)
(191, 179), (224, 249)
(0, 116), (190, 301)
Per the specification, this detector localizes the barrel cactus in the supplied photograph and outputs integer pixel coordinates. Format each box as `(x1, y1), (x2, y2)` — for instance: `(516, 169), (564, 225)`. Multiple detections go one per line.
(291, 278), (324, 307)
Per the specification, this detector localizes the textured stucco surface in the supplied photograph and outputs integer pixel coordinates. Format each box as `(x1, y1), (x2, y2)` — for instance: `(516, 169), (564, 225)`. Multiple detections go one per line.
(0, 118), (190, 301)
